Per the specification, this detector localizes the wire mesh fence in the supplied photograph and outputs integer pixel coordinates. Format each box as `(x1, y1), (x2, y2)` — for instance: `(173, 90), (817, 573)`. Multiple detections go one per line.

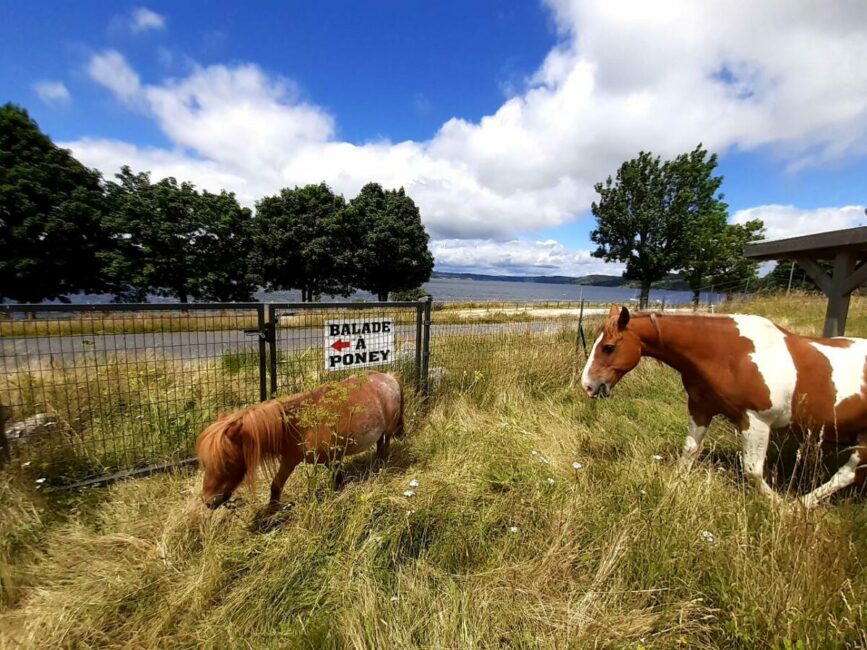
(0, 304), (266, 484)
(0, 299), (607, 485)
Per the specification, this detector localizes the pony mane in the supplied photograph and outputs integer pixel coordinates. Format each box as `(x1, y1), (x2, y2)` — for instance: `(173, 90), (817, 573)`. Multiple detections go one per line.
(195, 400), (293, 484)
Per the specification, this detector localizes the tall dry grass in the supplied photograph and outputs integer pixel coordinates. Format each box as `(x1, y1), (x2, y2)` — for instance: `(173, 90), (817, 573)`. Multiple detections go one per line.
(1, 293), (866, 648)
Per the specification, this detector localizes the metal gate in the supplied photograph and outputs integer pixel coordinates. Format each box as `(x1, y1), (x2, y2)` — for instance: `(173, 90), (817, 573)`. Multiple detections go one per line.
(264, 299), (431, 398)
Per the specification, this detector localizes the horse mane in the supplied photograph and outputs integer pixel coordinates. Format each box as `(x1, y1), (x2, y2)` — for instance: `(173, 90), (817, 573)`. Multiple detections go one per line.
(195, 400), (295, 484)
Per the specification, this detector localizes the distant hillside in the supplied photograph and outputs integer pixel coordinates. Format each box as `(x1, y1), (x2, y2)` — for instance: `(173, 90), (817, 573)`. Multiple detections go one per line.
(431, 271), (625, 286)
(430, 271), (692, 291)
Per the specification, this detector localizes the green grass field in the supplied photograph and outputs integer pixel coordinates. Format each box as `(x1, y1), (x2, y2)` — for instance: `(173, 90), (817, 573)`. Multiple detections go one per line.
(2, 293), (866, 648)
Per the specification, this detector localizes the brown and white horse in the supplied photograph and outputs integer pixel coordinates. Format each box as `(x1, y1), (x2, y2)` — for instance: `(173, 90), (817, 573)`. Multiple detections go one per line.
(195, 371), (404, 510)
(581, 305), (867, 507)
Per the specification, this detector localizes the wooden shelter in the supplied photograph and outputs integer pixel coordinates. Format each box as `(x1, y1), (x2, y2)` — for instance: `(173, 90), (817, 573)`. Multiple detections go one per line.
(744, 226), (867, 337)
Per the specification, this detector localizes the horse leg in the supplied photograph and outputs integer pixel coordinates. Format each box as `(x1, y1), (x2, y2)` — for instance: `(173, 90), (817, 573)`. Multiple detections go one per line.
(741, 413), (782, 501)
(679, 404), (710, 469)
(269, 456), (299, 511)
(800, 435), (867, 509)
(375, 433), (391, 465)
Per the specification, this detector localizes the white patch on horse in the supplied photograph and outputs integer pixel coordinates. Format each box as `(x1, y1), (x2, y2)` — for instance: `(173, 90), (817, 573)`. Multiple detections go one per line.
(732, 315), (797, 427)
(580, 333), (604, 389)
(809, 340), (867, 407)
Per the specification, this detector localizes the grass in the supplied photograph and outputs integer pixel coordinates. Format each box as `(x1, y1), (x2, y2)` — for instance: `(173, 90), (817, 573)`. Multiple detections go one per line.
(1, 293), (866, 648)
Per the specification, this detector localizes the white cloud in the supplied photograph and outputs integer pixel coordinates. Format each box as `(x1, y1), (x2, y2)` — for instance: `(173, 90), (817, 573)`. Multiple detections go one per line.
(130, 7), (165, 33)
(732, 204), (867, 241)
(431, 239), (622, 276)
(70, 1), (867, 273)
(87, 50), (142, 106)
(33, 80), (70, 106)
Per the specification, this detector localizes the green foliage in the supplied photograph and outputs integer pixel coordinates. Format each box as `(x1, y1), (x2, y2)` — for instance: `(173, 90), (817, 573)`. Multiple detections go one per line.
(759, 259), (833, 293)
(391, 286), (429, 301)
(0, 103), (109, 302)
(591, 145), (745, 308)
(102, 166), (255, 302)
(253, 183), (352, 301)
(346, 183), (434, 301)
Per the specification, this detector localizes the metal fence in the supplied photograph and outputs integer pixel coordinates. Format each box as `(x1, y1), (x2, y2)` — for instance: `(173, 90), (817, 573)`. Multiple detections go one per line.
(0, 301), (430, 485)
(0, 299), (601, 486)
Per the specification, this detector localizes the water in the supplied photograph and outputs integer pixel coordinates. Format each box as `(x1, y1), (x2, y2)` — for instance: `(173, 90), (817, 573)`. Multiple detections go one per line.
(9, 277), (723, 307)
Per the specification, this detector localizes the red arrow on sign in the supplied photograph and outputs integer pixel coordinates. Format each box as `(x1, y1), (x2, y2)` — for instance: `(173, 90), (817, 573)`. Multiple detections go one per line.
(331, 340), (351, 351)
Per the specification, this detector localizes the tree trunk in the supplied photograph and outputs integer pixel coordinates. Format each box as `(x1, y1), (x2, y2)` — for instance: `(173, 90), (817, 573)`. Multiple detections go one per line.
(179, 293), (188, 304)
(639, 282), (650, 310)
(301, 288), (308, 303)
(692, 289), (701, 311)
(378, 291), (389, 302)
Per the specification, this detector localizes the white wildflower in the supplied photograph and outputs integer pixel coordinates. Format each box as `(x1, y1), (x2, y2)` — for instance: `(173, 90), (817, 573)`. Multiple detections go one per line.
(35, 478), (46, 484)
(546, 478), (555, 486)
(405, 509), (416, 516)
(402, 490), (415, 498)
(391, 596), (400, 602)
(408, 479), (419, 488)
(652, 455), (664, 461)
(700, 530), (716, 544)
(572, 461), (583, 470)
(509, 526), (518, 533)
(538, 455), (550, 464)
(21, 461), (31, 468)
(531, 450), (539, 456)
(640, 489), (647, 495)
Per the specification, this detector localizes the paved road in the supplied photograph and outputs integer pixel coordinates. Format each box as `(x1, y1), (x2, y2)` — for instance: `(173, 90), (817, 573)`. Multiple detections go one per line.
(1, 320), (579, 366)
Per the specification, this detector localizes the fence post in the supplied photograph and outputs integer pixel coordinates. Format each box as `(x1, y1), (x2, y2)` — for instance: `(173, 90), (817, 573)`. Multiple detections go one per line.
(257, 305), (268, 402)
(414, 301), (424, 393)
(267, 304), (278, 398)
(421, 296), (433, 395)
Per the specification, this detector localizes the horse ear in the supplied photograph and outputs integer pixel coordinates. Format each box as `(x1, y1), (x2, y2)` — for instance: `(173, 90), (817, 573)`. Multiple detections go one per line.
(608, 304), (620, 318)
(618, 306), (630, 330)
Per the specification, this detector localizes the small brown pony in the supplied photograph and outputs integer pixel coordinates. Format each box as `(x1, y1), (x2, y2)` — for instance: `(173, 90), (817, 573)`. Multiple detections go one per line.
(195, 371), (404, 510)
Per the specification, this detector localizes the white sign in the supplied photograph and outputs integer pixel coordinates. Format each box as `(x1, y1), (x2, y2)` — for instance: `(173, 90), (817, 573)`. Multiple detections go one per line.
(324, 318), (394, 372)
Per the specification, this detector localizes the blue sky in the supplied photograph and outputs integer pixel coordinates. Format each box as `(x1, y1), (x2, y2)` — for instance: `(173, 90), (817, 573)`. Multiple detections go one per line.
(3, 1), (867, 276)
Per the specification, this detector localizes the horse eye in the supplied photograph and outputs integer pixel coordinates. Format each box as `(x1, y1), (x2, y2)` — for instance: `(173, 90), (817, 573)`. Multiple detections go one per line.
(602, 344), (616, 354)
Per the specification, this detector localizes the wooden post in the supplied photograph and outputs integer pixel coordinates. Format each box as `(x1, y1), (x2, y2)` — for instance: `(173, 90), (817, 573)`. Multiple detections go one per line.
(823, 251), (857, 337)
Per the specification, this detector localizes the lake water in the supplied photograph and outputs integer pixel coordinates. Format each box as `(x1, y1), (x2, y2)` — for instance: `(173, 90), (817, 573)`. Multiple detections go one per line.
(26, 277), (722, 306)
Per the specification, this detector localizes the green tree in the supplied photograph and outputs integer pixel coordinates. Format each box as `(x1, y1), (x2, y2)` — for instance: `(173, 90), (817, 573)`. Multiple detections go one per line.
(0, 103), (109, 303)
(590, 145), (728, 309)
(103, 167), (255, 302)
(680, 209), (765, 307)
(346, 183), (434, 301)
(253, 183), (352, 302)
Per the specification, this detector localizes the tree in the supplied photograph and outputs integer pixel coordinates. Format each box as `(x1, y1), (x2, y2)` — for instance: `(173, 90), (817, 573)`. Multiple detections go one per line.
(346, 183), (434, 301)
(252, 183), (352, 302)
(590, 145), (728, 308)
(102, 167), (255, 302)
(680, 208), (765, 307)
(0, 103), (109, 303)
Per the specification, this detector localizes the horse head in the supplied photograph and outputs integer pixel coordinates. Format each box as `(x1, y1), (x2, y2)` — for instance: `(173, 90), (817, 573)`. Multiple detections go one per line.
(581, 305), (643, 398)
(195, 413), (249, 509)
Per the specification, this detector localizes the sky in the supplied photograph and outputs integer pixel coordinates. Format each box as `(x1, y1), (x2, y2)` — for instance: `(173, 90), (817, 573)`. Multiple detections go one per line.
(3, 0), (867, 279)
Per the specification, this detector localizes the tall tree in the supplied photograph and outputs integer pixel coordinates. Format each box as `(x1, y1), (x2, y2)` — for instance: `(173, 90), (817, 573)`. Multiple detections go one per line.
(0, 103), (108, 303)
(346, 183), (434, 301)
(590, 145), (728, 308)
(253, 183), (352, 302)
(103, 167), (255, 302)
